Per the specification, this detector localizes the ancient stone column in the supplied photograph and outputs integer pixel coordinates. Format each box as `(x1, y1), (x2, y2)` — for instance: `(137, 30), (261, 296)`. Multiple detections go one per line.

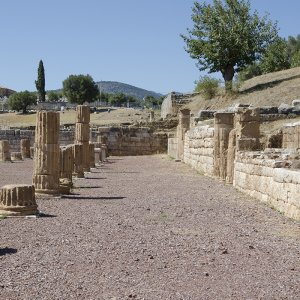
(0, 140), (11, 162)
(226, 129), (236, 184)
(72, 143), (84, 178)
(176, 109), (190, 161)
(21, 138), (31, 159)
(89, 143), (95, 168)
(234, 108), (260, 151)
(32, 111), (60, 195)
(75, 105), (90, 173)
(97, 134), (109, 161)
(60, 145), (74, 194)
(0, 184), (38, 216)
(213, 112), (234, 180)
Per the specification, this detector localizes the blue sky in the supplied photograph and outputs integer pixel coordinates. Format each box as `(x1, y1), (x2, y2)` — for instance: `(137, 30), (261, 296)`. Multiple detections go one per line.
(1, 0), (300, 94)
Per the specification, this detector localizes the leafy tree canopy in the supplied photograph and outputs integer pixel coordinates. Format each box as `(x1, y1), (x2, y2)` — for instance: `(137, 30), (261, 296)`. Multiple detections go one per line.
(47, 91), (62, 102)
(62, 74), (99, 105)
(8, 91), (36, 114)
(182, 0), (278, 91)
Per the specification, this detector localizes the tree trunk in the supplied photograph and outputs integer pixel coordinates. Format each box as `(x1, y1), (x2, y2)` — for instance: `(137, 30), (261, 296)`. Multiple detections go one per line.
(222, 65), (235, 93)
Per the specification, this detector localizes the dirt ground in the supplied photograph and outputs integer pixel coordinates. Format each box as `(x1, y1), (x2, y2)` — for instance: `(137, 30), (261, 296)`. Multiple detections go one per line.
(0, 155), (300, 299)
(0, 107), (159, 129)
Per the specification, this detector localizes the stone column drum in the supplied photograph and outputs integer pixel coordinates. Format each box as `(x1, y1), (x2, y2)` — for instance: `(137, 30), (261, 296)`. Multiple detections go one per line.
(0, 184), (38, 216)
(60, 145), (74, 194)
(21, 138), (31, 159)
(176, 109), (190, 161)
(0, 140), (11, 162)
(32, 111), (60, 195)
(89, 143), (95, 168)
(72, 143), (84, 178)
(213, 112), (234, 180)
(75, 105), (90, 172)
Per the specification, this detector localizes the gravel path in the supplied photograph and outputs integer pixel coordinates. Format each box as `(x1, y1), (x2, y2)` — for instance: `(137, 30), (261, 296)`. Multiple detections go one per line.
(0, 155), (300, 299)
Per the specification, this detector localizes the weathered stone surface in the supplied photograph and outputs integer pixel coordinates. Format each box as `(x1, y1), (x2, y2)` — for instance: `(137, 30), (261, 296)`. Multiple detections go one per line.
(0, 184), (38, 216)
(33, 111), (60, 195)
(226, 129), (236, 184)
(0, 140), (11, 162)
(20, 139), (31, 159)
(233, 150), (300, 220)
(72, 143), (84, 178)
(11, 152), (23, 161)
(214, 112), (234, 179)
(75, 105), (90, 124)
(89, 143), (95, 168)
(59, 145), (74, 194)
(176, 109), (190, 161)
(75, 105), (91, 173)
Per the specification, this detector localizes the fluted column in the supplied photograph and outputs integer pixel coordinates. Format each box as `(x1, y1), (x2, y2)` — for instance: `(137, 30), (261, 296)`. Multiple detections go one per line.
(74, 105), (90, 173)
(72, 143), (84, 178)
(20, 138), (31, 159)
(0, 184), (38, 216)
(32, 111), (60, 195)
(0, 140), (11, 162)
(60, 145), (74, 194)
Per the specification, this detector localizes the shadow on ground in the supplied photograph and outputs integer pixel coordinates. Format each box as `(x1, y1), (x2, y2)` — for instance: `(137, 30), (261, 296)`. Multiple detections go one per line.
(0, 247), (18, 256)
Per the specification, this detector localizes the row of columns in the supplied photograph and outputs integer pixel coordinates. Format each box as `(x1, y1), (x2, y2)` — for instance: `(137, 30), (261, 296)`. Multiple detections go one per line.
(0, 105), (109, 216)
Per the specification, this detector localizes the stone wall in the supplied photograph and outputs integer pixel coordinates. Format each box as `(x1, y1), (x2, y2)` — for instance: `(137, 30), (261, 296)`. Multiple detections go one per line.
(97, 127), (167, 156)
(233, 150), (300, 220)
(282, 122), (300, 149)
(0, 129), (74, 152)
(183, 125), (214, 176)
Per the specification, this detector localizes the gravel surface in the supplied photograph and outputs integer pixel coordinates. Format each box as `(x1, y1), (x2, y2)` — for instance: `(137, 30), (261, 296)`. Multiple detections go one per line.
(0, 155), (300, 299)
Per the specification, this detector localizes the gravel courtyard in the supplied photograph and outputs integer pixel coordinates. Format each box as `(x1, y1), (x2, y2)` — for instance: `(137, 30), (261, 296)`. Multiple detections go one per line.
(0, 155), (300, 299)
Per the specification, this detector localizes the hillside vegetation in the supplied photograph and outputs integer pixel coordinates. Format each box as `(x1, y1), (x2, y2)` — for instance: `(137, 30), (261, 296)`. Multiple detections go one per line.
(186, 67), (300, 114)
(96, 81), (162, 100)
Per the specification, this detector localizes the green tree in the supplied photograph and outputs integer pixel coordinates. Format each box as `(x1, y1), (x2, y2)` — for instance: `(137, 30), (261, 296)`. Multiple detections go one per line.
(260, 38), (290, 73)
(47, 91), (62, 102)
(108, 93), (127, 106)
(62, 74), (99, 105)
(194, 76), (220, 99)
(35, 60), (46, 102)
(291, 49), (300, 67)
(181, 0), (278, 92)
(8, 91), (36, 114)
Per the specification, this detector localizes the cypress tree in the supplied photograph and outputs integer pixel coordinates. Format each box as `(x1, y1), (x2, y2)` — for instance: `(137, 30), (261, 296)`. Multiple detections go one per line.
(35, 60), (46, 102)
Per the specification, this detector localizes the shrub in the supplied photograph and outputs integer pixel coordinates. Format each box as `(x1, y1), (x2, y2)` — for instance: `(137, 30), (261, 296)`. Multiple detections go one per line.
(194, 76), (220, 100)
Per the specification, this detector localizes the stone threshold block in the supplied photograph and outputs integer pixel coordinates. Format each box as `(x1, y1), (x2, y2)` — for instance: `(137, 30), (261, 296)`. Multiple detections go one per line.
(0, 184), (38, 216)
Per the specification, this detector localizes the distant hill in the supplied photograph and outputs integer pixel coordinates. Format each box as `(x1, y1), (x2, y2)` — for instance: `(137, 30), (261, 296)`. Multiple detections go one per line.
(0, 86), (15, 97)
(96, 81), (162, 100)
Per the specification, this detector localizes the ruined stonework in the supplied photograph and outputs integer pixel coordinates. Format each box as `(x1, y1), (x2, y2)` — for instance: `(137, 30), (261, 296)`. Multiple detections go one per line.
(32, 111), (60, 195)
(233, 150), (300, 220)
(89, 143), (95, 168)
(0, 184), (38, 216)
(11, 152), (23, 161)
(213, 112), (234, 180)
(183, 125), (214, 176)
(226, 129), (236, 184)
(282, 123), (300, 149)
(0, 140), (11, 162)
(20, 139), (31, 159)
(234, 108), (260, 151)
(60, 145), (74, 194)
(149, 110), (155, 122)
(75, 105), (90, 172)
(176, 109), (190, 161)
(72, 143), (84, 178)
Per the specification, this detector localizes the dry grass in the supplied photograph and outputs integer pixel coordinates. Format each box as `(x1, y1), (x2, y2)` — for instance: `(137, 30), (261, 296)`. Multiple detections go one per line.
(185, 67), (300, 115)
(0, 108), (157, 128)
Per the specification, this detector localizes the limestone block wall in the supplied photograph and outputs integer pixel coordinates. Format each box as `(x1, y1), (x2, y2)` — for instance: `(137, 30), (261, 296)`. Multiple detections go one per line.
(233, 150), (300, 220)
(183, 125), (214, 176)
(282, 123), (300, 149)
(97, 127), (167, 156)
(168, 137), (178, 158)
